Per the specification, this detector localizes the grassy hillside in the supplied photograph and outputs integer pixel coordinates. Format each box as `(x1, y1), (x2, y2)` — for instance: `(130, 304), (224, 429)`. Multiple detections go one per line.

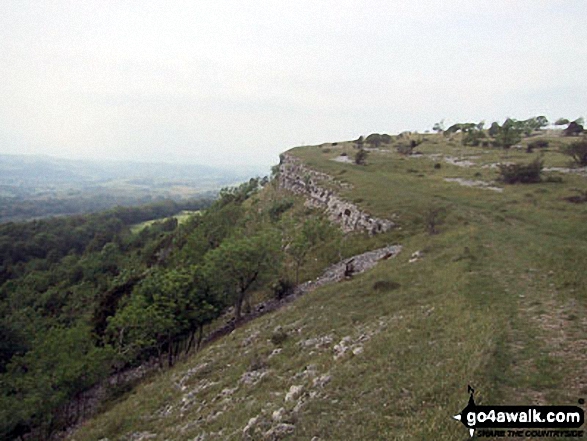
(68, 133), (587, 440)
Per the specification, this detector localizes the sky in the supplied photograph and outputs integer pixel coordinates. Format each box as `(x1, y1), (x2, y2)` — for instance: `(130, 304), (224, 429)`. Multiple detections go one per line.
(1, 0), (586, 169)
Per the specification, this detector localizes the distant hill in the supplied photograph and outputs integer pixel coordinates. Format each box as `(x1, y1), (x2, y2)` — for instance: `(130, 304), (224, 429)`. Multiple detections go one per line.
(0, 154), (268, 222)
(0, 154), (264, 186)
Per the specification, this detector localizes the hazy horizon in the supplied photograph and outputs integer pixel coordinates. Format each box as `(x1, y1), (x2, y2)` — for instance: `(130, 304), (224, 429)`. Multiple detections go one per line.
(0, 151), (270, 174)
(1, 1), (586, 168)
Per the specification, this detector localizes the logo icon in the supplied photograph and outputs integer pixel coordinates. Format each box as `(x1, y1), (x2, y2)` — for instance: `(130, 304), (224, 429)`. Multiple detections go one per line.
(453, 385), (477, 437)
(452, 386), (584, 438)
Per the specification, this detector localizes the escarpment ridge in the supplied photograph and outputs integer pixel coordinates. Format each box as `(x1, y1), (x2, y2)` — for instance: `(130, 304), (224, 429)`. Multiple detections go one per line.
(278, 153), (395, 234)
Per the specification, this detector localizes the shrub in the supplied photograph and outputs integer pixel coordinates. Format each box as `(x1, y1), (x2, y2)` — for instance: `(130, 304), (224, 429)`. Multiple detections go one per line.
(372, 280), (401, 292)
(268, 199), (294, 222)
(498, 159), (543, 184)
(563, 121), (584, 137)
(272, 278), (295, 300)
(462, 130), (486, 146)
(355, 149), (369, 165)
(565, 190), (587, 204)
(365, 133), (392, 147)
(270, 328), (288, 346)
(526, 139), (549, 153)
(248, 354), (267, 371)
(434, 163), (441, 169)
(562, 140), (587, 166)
(425, 206), (447, 235)
(396, 143), (414, 155)
(544, 175), (563, 183)
(493, 119), (523, 149)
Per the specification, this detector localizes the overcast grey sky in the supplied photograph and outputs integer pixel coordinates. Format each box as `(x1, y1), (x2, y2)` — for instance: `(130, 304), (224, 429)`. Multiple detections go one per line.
(1, 1), (586, 168)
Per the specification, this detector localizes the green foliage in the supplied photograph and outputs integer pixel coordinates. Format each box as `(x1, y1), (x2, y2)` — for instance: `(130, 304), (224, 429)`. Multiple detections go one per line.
(432, 120), (445, 133)
(462, 129), (487, 146)
(0, 183), (245, 437)
(488, 121), (500, 137)
(493, 118), (523, 149)
(563, 121), (584, 137)
(520, 116), (549, 136)
(218, 177), (262, 206)
(526, 139), (549, 153)
(498, 159), (544, 184)
(354, 149), (369, 165)
(1, 324), (113, 439)
(270, 328), (288, 346)
(365, 133), (392, 147)
(272, 278), (295, 300)
(445, 122), (477, 134)
(555, 117), (570, 126)
(267, 198), (294, 222)
(396, 143), (415, 155)
(204, 230), (281, 320)
(562, 140), (587, 166)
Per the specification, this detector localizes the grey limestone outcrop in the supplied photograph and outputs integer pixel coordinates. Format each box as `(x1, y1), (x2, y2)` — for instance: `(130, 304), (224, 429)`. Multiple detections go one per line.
(278, 153), (394, 235)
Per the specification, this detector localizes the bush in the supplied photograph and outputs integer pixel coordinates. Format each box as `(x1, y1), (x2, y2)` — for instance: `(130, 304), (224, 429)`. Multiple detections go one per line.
(462, 130), (486, 146)
(272, 278), (295, 300)
(355, 149), (369, 165)
(365, 133), (392, 147)
(270, 328), (288, 346)
(498, 159), (543, 184)
(396, 143), (414, 155)
(562, 140), (587, 166)
(268, 199), (294, 222)
(526, 139), (549, 153)
(372, 280), (401, 292)
(425, 206), (447, 235)
(565, 190), (587, 204)
(563, 121), (584, 137)
(493, 118), (523, 149)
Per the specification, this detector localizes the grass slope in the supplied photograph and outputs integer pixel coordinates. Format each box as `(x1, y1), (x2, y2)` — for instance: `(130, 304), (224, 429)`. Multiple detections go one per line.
(69, 134), (587, 440)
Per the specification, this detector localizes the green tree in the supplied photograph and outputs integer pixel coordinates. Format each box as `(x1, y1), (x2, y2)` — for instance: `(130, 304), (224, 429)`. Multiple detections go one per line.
(432, 120), (445, 133)
(287, 234), (311, 284)
(1, 324), (113, 439)
(494, 118), (523, 149)
(488, 121), (500, 137)
(205, 231), (280, 320)
(355, 135), (364, 148)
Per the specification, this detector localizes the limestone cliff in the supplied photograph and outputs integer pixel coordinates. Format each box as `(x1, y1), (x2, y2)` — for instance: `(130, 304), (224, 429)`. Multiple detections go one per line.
(278, 153), (394, 234)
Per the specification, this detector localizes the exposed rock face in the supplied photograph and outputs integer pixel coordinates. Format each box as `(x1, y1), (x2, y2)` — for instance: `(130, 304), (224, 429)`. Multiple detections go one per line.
(278, 153), (394, 234)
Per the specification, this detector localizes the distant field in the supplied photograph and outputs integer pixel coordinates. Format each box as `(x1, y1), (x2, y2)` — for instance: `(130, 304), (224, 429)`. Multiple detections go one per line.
(0, 153), (260, 223)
